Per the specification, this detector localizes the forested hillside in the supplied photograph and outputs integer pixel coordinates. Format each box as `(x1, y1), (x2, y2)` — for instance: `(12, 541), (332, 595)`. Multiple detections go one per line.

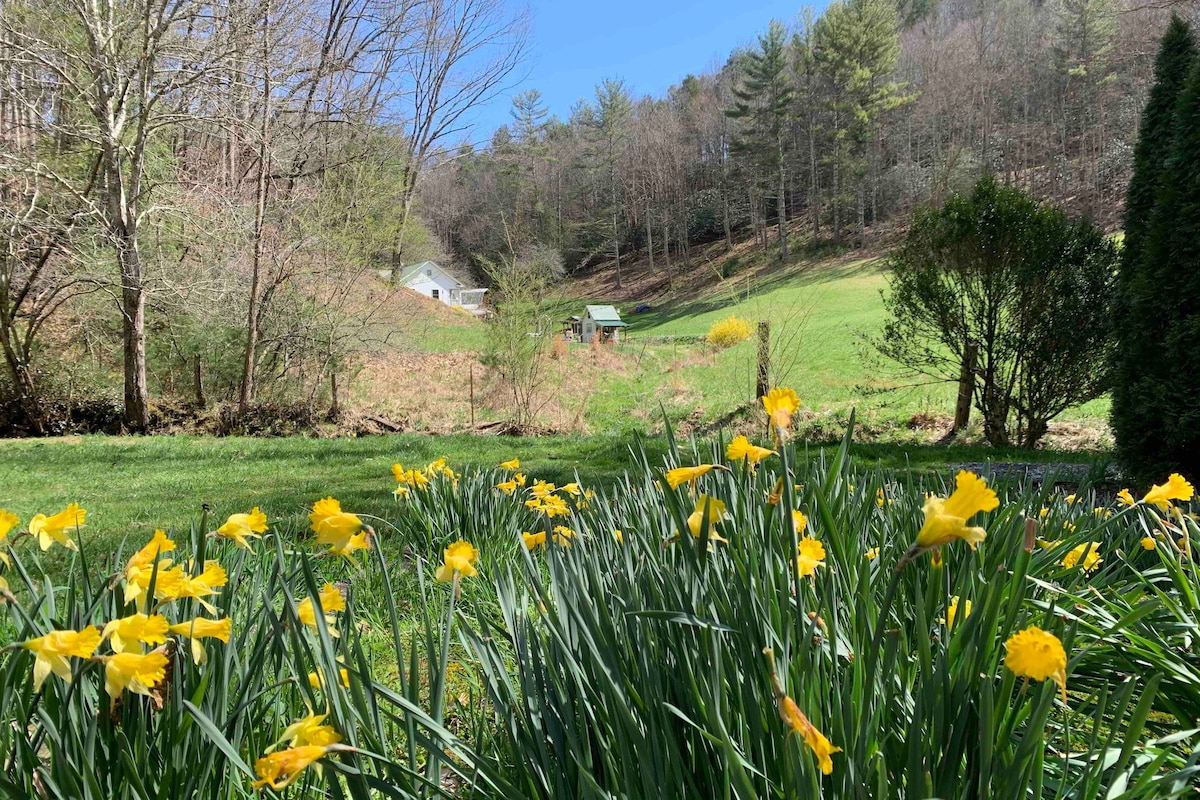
(0, 0), (526, 433)
(423, 0), (1190, 283)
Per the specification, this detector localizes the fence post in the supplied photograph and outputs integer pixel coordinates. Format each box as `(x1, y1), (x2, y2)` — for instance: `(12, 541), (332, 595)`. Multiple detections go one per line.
(756, 321), (771, 399)
(953, 340), (977, 433)
(469, 363), (475, 427)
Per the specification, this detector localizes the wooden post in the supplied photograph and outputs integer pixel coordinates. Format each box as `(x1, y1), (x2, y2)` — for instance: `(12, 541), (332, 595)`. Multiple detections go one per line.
(756, 321), (771, 399)
(469, 363), (475, 427)
(329, 372), (340, 419)
(193, 355), (206, 409)
(953, 340), (977, 433)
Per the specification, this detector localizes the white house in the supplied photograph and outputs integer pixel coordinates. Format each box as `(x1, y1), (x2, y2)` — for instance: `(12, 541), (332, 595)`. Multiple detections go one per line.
(398, 261), (488, 315)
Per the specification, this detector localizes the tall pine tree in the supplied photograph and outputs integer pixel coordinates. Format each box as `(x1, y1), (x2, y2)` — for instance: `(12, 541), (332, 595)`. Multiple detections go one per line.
(1111, 17), (1196, 479)
(727, 20), (794, 261)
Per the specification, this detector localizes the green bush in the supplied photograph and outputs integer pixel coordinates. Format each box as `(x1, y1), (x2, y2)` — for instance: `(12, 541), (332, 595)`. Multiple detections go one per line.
(880, 178), (1118, 448)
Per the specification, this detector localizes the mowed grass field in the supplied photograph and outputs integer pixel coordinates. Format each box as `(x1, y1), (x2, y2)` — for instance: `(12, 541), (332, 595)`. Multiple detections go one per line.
(1, 433), (1103, 567)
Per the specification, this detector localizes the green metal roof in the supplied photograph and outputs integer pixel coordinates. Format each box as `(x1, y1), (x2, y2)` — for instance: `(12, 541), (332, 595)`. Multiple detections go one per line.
(585, 305), (627, 326)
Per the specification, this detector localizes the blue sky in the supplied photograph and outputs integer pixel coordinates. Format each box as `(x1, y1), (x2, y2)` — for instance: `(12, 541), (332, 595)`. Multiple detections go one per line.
(465, 0), (824, 139)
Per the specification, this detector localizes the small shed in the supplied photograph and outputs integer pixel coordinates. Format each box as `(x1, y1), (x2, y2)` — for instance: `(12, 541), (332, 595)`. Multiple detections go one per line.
(562, 315), (583, 341)
(581, 305), (627, 344)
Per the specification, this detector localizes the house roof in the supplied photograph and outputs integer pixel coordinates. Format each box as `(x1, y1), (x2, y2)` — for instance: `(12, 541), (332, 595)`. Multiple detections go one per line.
(398, 260), (467, 288)
(585, 305), (627, 326)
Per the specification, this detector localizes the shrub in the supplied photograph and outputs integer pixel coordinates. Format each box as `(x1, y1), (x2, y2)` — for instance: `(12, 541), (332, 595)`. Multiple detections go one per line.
(880, 177), (1118, 448)
(706, 315), (752, 349)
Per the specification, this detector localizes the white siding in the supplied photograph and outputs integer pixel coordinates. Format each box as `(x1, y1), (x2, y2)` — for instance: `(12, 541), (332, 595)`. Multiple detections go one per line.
(405, 270), (463, 305)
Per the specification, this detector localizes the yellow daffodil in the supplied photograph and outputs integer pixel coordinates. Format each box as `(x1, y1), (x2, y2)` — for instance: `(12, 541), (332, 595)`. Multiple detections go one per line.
(530, 480), (557, 499)
(726, 436), (775, 467)
(0, 508), (17, 544)
(496, 479), (519, 495)
(309, 497), (369, 559)
(126, 530), (175, 573)
(251, 744), (335, 791)
(779, 694), (840, 775)
(144, 560), (227, 612)
(865, 547), (879, 561)
(762, 387), (800, 432)
(685, 495), (727, 543)
(768, 477), (784, 506)
(169, 617), (232, 664)
(1064, 494), (1077, 504)
(1061, 542), (1103, 572)
(29, 503), (84, 551)
(613, 529), (623, 543)
(278, 712), (342, 749)
(665, 465), (715, 489)
(102, 613), (169, 654)
(560, 482), (583, 497)
(793, 510), (808, 535)
(1141, 536), (1157, 551)
(500, 458), (520, 470)
(1116, 489), (1135, 507)
(796, 538), (826, 578)
(1005, 626), (1068, 702)
(528, 494), (570, 518)
(308, 667), (351, 690)
(0, 508), (17, 567)
(551, 525), (575, 546)
(514, 473), (527, 486)
(1144, 473), (1194, 510)
(435, 540), (479, 582)
(945, 596), (971, 630)
(103, 651), (168, 699)
(914, 471), (999, 551)
(216, 507), (268, 549)
(297, 584), (346, 636)
(0, 508), (16, 536)
(522, 531), (546, 550)
(876, 488), (887, 508)
(23, 627), (102, 690)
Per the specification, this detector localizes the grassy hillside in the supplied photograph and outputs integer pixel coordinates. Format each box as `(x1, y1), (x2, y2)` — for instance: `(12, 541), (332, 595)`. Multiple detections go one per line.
(353, 230), (1108, 446)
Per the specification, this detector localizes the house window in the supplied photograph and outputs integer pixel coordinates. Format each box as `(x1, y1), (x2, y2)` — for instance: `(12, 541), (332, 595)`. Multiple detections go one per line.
(431, 289), (440, 299)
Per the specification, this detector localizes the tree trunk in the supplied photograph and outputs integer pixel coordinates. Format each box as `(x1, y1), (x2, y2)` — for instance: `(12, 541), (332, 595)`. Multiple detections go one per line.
(613, 209), (622, 289)
(119, 236), (149, 431)
(239, 2), (272, 416)
(645, 203), (654, 272)
(663, 217), (672, 290)
(777, 134), (788, 262)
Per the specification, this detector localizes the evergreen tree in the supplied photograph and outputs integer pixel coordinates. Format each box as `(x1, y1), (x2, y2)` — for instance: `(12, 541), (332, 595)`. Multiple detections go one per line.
(812, 0), (905, 243)
(1111, 17), (1196, 479)
(1136, 61), (1200, 477)
(727, 20), (794, 261)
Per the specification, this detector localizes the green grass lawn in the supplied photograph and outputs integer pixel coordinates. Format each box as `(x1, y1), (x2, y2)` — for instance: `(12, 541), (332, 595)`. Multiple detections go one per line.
(621, 255), (1108, 432)
(0, 432), (1106, 566)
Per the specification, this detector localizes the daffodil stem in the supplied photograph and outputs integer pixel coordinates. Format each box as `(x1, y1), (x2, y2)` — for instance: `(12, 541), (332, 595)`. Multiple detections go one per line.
(426, 572), (458, 791)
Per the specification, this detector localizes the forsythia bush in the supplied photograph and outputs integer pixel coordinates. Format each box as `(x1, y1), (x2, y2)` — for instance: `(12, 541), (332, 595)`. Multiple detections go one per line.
(3, 397), (1200, 798)
(706, 315), (752, 349)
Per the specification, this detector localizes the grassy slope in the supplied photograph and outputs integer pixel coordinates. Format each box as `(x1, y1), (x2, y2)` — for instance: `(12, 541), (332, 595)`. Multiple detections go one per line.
(591, 244), (1108, 433)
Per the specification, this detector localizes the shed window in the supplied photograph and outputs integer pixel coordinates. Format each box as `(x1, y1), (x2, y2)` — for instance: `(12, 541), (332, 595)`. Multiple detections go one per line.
(431, 289), (440, 299)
